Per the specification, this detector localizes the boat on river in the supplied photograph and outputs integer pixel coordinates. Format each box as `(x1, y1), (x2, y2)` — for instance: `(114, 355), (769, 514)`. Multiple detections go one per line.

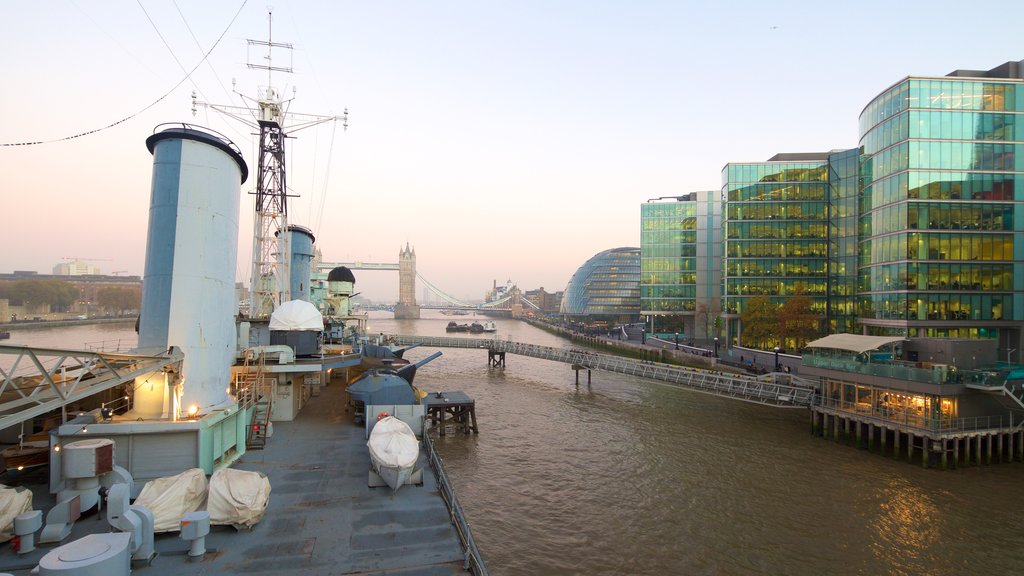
(482, 321), (497, 333)
(0, 331), (9, 340)
(367, 415), (419, 491)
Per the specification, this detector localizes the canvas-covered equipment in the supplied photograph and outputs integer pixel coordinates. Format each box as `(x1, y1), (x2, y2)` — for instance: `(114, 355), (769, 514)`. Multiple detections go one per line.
(268, 300), (324, 331)
(0, 485), (32, 542)
(134, 468), (208, 532)
(207, 468), (271, 529)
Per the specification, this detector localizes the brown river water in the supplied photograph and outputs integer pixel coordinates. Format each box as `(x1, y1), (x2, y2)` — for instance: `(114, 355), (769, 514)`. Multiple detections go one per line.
(8, 314), (1024, 575)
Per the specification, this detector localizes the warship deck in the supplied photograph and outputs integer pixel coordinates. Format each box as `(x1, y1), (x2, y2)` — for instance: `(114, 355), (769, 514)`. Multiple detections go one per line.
(0, 379), (469, 575)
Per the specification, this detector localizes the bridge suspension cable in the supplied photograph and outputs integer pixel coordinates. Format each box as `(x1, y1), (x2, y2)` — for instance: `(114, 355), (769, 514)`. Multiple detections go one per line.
(415, 273), (513, 308)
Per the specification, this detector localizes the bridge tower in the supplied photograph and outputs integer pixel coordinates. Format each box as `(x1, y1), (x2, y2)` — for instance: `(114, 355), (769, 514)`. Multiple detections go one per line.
(510, 286), (524, 318)
(394, 243), (421, 319)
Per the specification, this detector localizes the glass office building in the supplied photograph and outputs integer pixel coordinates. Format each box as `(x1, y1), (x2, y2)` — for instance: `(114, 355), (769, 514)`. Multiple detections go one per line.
(858, 61), (1024, 355)
(721, 155), (832, 347)
(640, 192), (722, 340)
(560, 247), (640, 325)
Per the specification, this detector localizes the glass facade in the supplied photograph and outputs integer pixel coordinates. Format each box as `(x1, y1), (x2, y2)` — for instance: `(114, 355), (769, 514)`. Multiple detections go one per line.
(828, 148), (860, 335)
(858, 74), (1024, 351)
(721, 158), (832, 344)
(640, 193), (722, 339)
(560, 247), (641, 322)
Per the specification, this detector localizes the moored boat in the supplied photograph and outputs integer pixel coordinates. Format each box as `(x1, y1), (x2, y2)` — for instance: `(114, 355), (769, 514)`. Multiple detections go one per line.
(482, 321), (497, 333)
(469, 322), (484, 333)
(367, 416), (419, 491)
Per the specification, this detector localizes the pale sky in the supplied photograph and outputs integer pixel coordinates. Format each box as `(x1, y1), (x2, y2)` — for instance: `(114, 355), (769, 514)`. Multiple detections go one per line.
(3, 1), (1022, 302)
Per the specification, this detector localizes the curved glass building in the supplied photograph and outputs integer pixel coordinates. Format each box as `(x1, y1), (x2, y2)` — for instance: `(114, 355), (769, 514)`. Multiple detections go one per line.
(560, 247), (640, 323)
(858, 62), (1024, 350)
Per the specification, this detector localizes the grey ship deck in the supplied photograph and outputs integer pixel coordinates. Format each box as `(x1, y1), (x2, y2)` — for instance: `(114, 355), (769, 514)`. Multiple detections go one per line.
(0, 380), (469, 575)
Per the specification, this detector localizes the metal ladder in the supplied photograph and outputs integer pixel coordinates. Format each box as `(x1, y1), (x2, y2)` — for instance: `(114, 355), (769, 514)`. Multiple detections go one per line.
(238, 350), (272, 450)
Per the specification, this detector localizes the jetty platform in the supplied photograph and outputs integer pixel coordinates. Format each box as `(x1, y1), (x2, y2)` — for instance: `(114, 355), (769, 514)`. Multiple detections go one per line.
(0, 378), (478, 575)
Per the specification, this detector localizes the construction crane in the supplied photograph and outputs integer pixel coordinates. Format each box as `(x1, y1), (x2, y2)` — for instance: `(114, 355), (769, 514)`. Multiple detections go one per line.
(192, 9), (346, 320)
(62, 257), (112, 262)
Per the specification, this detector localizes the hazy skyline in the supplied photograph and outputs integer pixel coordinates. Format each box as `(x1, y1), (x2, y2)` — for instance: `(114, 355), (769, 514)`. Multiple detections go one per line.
(4, 1), (1022, 302)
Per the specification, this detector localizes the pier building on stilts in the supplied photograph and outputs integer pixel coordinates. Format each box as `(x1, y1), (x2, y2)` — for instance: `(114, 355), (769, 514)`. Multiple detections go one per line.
(802, 334), (1024, 469)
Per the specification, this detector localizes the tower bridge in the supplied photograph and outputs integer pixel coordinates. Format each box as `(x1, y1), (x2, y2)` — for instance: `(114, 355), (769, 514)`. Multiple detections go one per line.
(318, 244), (541, 318)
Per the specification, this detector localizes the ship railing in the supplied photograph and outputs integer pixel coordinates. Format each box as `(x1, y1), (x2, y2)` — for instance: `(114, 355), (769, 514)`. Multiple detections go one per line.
(387, 334), (813, 408)
(0, 344), (183, 432)
(83, 339), (138, 353)
(422, 433), (488, 575)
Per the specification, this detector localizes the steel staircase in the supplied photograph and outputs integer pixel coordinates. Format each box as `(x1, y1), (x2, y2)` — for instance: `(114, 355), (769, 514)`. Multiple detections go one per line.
(238, 350), (272, 450)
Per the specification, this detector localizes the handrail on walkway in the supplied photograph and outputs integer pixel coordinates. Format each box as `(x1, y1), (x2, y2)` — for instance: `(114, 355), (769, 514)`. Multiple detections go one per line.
(386, 334), (813, 408)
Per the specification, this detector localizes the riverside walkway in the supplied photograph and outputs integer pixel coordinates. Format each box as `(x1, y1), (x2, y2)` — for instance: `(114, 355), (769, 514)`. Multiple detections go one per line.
(386, 335), (813, 408)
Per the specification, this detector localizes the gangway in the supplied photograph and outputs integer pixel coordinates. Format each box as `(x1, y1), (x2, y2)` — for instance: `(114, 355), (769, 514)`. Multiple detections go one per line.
(0, 344), (184, 432)
(385, 335), (813, 408)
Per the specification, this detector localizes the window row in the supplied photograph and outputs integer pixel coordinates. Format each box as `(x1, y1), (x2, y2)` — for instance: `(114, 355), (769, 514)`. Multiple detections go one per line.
(722, 295), (829, 315)
(859, 232), (1015, 264)
(727, 240), (828, 258)
(861, 111), (1024, 157)
(861, 171), (1018, 212)
(859, 202), (1013, 236)
(726, 258), (828, 277)
(641, 231), (697, 245)
(642, 260), (695, 273)
(641, 286), (697, 299)
(641, 245), (697, 258)
(642, 218), (698, 232)
(724, 279), (831, 297)
(726, 222), (828, 240)
(642, 271), (697, 285)
(858, 293), (1013, 322)
(641, 298), (696, 312)
(641, 205), (698, 219)
(725, 183), (827, 202)
(723, 163), (828, 185)
(858, 262), (1013, 292)
(860, 79), (1023, 136)
(726, 202), (828, 221)
(863, 142), (1024, 185)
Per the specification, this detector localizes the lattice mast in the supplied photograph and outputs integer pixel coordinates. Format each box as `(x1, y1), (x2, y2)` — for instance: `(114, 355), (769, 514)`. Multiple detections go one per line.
(192, 10), (347, 319)
(247, 11), (293, 319)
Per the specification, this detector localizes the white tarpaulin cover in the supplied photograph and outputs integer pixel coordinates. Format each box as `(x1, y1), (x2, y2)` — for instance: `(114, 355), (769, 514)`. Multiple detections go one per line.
(367, 416), (418, 469)
(0, 485), (32, 542)
(207, 468), (271, 528)
(268, 300), (324, 331)
(134, 468), (208, 533)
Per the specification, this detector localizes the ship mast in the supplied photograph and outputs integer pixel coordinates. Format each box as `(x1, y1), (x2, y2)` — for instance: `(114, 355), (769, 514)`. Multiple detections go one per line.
(193, 9), (347, 320)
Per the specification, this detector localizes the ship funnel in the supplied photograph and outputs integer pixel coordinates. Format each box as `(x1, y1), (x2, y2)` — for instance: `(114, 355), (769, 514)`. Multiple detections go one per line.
(137, 124), (248, 416)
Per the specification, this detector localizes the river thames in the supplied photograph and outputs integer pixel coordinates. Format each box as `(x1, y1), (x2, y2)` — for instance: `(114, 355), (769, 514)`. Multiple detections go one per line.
(7, 313), (1024, 575)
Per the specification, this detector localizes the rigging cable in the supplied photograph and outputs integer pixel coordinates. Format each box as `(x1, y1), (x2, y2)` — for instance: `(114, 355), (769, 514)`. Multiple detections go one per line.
(314, 121), (338, 238)
(0, 0), (248, 147)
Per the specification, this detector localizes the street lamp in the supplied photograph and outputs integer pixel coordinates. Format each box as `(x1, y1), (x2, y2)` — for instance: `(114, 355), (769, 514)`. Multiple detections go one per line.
(674, 332), (679, 350)
(713, 337), (719, 358)
(774, 346), (781, 372)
